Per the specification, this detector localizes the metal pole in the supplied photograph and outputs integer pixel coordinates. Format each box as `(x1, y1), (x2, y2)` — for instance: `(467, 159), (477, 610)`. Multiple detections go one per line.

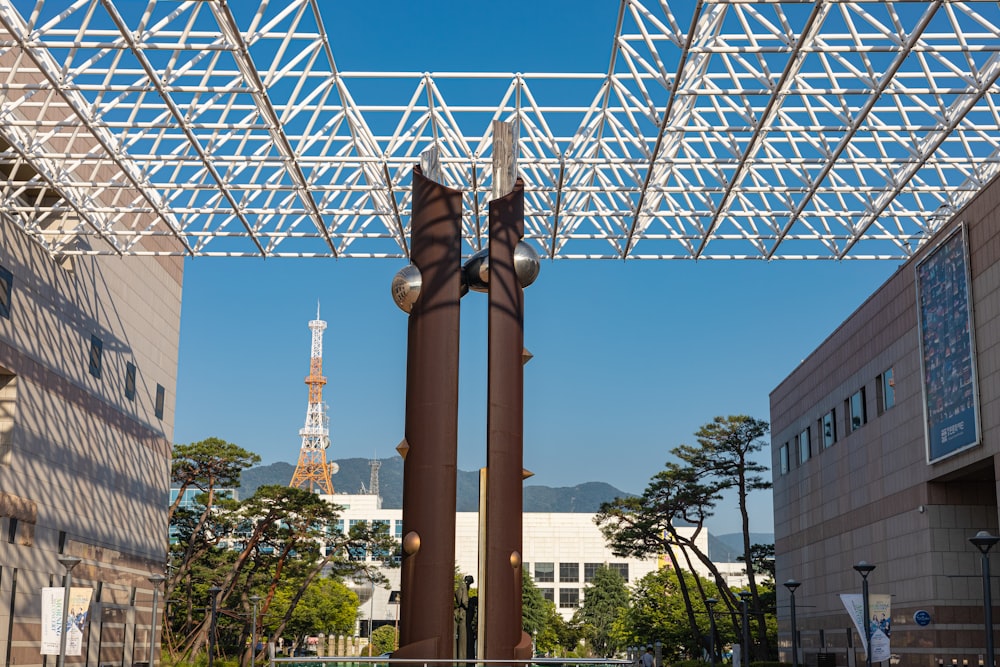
(971, 532), (1000, 667)
(208, 586), (221, 667)
(148, 574), (166, 666)
(57, 557), (81, 667)
(854, 563), (875, 667)
(706, 598), (717, 667)
(250, 595), (261, 667)
(739, 591), (751, 667)
(784, 580), (801, 667)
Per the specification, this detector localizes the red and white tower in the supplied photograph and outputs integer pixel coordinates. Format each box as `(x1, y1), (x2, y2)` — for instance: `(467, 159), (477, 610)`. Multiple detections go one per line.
(289, 305), (338, 494)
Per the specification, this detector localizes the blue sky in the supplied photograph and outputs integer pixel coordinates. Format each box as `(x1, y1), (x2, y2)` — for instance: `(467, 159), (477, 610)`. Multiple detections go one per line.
(173, 257), (899, 535)
(171, 0), (904, 537)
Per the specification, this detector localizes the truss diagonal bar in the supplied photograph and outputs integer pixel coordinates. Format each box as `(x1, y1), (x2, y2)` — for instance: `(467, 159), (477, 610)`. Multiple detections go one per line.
(0, 0), (998, 259)
(210, 0), (337, 257)
(98, 0), (266, 256)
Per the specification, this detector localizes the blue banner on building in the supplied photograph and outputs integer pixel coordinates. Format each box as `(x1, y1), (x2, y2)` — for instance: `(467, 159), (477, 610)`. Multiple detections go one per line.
(915, 225), (980, 463)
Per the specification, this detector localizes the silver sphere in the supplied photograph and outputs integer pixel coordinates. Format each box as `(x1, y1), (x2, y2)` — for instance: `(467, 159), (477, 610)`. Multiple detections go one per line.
(391, 263), (421, 313)
(514, 241), (541, 288)
(463, 248), (490, 293)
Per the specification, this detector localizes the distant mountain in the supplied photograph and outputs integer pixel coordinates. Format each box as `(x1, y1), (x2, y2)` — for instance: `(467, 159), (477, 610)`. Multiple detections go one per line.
(709, 532), (775, 562)
(237, 457), (631, 512)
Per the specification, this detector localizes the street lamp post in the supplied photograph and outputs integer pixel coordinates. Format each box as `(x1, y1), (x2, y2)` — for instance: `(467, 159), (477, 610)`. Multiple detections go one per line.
(970, 531), (1000, 667)
(853, 562), (876, 667)
(706, 598), (718, 667)
(249, 594), (261, 667)
(57, 556), (82, 667)
(739, 591), (752, 667)
(784, 580), (801, 667)
(207, 586), (221, 667)
(147, 574), (166, 667)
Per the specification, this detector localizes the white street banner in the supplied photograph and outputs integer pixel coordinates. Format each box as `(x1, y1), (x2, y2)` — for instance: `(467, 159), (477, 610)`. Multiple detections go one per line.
(40, 587), (93, 656)
(840, 593), (891, 663)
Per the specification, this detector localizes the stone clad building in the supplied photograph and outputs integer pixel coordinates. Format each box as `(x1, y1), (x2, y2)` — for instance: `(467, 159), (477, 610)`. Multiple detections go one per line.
(771, 174), (1000, 666)
(0, 189), (182, 665)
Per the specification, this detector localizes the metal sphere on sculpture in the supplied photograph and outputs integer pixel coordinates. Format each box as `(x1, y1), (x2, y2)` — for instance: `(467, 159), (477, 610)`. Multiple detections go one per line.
(391, 263), (422, 313)
(514, 241), (540, 287)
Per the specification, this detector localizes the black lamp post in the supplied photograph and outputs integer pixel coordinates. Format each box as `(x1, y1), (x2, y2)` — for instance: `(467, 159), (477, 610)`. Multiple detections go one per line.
(56, 556), (82, 667)
(147, 573), (166, 667)
(249, 594), (261, 666)
(207, 586), (221, 667)
(970, 531), (1000, 667)
(853, 562), (876, 667)
(784, 580), (801, 667)
(739, 591), (752, 666)
(706, 597), (718, 667)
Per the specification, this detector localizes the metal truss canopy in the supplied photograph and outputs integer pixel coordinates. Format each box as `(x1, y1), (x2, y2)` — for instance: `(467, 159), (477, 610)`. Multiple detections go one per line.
(0, 0), (999, 260)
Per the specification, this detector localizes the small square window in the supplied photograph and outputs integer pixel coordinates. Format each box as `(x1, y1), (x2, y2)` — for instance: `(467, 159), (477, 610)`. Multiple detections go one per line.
(0, 265), (12, 319)
(798, 428), (810, 463)
(559, 588), (580, 608)
(878, 368), (895, 413)
(822, 410), (836, 448)
(584, 563), (602, 583)
(155, 383), (165, 419)
(88, 335), (103, 379)
(534, 562), (554, 583)
(559, 562), (579, 583)
(540, 588), (554, 603)
(849, 388), (866, 432)
(125, 362), (136, 401)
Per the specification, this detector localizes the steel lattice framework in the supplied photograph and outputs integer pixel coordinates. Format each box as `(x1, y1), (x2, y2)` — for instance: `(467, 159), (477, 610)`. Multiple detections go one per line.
(0, 0), (998, 260)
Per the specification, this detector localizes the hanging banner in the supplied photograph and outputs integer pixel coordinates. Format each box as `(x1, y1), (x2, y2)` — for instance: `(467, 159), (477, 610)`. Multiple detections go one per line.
(40, 587), (93, 656)
(841, 593), (891, 663)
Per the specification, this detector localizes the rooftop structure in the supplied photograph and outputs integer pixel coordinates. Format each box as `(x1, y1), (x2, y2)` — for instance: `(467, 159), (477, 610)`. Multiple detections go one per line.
(0, 1), (998, 260)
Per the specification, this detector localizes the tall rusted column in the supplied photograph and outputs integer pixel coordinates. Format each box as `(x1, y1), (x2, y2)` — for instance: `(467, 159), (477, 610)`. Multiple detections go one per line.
(395, 165), (462, 660)
(482, 178), (533, 660)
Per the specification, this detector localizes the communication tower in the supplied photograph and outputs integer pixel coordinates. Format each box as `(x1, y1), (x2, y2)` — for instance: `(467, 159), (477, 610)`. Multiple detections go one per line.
(289, 305), (338, 494)
(368, 458), (381, 498)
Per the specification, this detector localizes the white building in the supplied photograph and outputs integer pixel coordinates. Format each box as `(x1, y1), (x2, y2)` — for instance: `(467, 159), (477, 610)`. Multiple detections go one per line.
(323, 492), (747, 629)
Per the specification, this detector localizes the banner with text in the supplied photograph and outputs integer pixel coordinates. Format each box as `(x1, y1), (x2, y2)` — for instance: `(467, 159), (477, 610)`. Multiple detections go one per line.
(841, 593), (891, 663)
(40, 587), (93, 656)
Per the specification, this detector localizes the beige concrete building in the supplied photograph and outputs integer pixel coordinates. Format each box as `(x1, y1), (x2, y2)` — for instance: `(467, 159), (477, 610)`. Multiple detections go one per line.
(0, 204), (182, 665)
(771, 174), (1000, 667)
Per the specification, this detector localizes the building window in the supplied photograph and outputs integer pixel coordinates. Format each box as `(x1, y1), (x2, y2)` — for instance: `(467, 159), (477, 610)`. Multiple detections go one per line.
(0, 265), (12, 319)
(124, 362), (136, 401)
(394, 519), (403, 539)
(534, 562), (554, 583)
(540, 588), (554, 603)
(559, 562), (579, 583)
(584, 563), (602, 583)
(878, 368), (895, 413)
(822, 410), (836, 448)
(798, 428), (810, 463)
(0, 370), (15, 466)
(559, 588), (580, 608)
(155, 383), (165, 419)
(779, 443), (789, 475)
(608, 563), (629, 582)
(849, 388), (866, 432)
(335, 519), (344, 535)
(89, 334), (103, 379)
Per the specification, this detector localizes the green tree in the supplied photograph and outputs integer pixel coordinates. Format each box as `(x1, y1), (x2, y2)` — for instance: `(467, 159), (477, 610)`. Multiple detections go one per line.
(265, 577), (358, 649)
(574, 566), (629, 657)
(624, 568), (734, 663)
(522, 569), (548, 638)
(676, 415), (772, 659)
(370, 625), (397, 655)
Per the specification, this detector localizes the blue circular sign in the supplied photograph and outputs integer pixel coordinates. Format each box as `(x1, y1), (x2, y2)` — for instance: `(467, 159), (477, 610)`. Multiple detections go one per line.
(914, 610), (932, 626)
